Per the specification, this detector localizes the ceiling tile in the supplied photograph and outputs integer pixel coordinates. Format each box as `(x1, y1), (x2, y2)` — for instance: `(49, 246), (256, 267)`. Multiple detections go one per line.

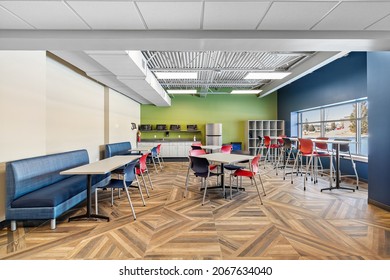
(259, 1), (337, 30)
(67, 1), (145, 30)
(136, 1), (202, 29)
(0, 1), (89, 29)
(0, 6), (33, 29)
(203, 1), (269, 30)
(367, 14), (390, 31)
(313, 1), (390, 30)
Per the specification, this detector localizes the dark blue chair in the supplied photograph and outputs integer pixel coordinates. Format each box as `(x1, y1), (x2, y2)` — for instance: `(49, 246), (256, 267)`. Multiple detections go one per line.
(95, 159), (145, 220)
(185, 156), (222, 205)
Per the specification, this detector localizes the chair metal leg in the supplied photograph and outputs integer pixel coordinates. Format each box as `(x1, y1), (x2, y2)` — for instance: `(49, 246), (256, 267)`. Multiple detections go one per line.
(291, 152), (300, 184)
(252, 176), (263, 205)
(303, 155), (313, 191)
(140, 172), (150, 197)
(258, 173), (266, 196)
(152, 157), (158, 173)
(156, 156), (163, 171)
(351, 156), (359, 190)
(146, 171), (154, 190)
(229, 174), (233, 199)
(135, 176), (146, 206)
(184, 164), (191, 198)
(122, 186), (136, 220)
(202, 178), (208, 206)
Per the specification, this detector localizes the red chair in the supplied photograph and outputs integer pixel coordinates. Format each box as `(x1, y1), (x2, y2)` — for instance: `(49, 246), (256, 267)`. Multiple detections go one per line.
(263, 136), (281, 166)
(220, 144), (232, 154)
(292, 138), (332, 190)
(191, 142), (203, 150)
(136, 153), (153, 197)
(156, 143), (164, 166)
(230, 154), (266, 204)
(314, 137), (334, 178)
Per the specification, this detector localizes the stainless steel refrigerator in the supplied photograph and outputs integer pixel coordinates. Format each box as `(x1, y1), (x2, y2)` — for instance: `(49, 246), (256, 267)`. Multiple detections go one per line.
(205, 123), (222, 145)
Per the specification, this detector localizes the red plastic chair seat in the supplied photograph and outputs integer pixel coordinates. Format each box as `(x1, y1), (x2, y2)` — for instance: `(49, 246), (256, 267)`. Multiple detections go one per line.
(233, 168), (254, 178)
(300, 151), (331, 157)
(266, 143), (280, 149)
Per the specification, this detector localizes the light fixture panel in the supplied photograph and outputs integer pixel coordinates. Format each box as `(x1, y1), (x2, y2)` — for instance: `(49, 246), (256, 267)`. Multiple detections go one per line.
(231, 90), (262, 94)
(167, 89), (197, 94)
(244, 72), (291, 79)
(155, 72), (197, 79)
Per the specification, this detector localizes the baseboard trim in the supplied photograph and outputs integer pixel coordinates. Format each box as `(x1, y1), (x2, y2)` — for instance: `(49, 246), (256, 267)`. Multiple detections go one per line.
(368, 198), (390, 211)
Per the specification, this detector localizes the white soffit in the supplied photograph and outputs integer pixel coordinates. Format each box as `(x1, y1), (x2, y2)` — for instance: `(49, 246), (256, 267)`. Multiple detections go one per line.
(0, 1), (89, 29)
(51, 50), (151, 104)
(203, 1), (269, 30)
(136, 1), (202, 29)
(259, 1), (338, 30)
(86, 51), (146, 78)
(313, 1), (390, 30)
(86, 50), (170, 106)
(67, 1), (145, 30)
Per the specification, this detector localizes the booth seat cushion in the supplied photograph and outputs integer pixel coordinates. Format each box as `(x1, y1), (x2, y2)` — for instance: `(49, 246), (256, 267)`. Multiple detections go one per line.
(11, 175), (87, 208)
(105, 142), (132, 158)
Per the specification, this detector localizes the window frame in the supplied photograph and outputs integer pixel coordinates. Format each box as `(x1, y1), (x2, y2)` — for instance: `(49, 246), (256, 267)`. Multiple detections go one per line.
(294, 98), (368, 158)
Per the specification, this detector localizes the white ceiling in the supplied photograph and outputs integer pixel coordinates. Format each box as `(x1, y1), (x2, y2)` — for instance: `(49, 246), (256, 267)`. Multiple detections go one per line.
(1, 0), (390, 104)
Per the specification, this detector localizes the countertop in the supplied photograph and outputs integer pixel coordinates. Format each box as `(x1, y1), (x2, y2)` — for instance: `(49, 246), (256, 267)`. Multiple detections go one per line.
(139, 139), (200, 143)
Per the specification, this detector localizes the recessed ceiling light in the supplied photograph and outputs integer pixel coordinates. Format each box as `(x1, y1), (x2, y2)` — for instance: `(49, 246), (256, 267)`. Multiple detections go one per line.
(244, 72), (291, 80)
(155, 72), (197, 79)
(231, 90), (262, 94)
(167, 89), (197, 94)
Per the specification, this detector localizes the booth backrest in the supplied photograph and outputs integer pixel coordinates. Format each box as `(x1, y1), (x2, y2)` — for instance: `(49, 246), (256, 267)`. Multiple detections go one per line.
(105, 142), (132, 158)
(6, 149), (89, 203)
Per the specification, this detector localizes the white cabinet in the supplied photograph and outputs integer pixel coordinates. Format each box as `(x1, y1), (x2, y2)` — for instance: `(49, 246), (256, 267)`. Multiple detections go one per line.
(137, 141), (197, 157)
(245, 120), (285, 155)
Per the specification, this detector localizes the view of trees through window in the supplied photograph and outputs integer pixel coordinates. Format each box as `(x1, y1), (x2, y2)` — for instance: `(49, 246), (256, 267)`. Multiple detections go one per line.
(296, 99), (368, 156)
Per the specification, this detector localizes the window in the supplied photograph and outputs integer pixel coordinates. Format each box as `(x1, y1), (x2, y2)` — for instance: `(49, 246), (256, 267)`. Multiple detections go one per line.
(295, 98), (368, 157)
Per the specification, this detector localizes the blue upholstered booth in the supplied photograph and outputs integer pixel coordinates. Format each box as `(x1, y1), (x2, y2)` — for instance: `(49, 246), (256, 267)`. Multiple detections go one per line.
(6, 149), (110, 231)
(104, 141), (137, 158)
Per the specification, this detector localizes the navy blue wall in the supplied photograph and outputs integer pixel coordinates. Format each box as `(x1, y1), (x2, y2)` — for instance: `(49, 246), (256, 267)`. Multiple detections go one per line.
(367, 52), (390, 208)
(277, 52), (368, 181)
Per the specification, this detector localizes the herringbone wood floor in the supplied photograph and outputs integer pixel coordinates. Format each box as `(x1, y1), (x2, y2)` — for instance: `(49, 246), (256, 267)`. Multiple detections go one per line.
(1, 160), (389, 260)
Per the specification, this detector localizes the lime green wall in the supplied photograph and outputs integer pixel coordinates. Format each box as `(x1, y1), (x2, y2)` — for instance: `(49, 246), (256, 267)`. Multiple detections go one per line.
(140, 93), (277, 149)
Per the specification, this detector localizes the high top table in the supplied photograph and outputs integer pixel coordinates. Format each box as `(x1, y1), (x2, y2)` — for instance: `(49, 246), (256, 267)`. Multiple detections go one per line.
(60, 155), (141, 222)
(311, 138), (355, 192)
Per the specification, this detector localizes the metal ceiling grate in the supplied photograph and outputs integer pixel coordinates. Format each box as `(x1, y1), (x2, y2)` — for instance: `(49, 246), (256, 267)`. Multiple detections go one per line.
(142, 51), (314, 92)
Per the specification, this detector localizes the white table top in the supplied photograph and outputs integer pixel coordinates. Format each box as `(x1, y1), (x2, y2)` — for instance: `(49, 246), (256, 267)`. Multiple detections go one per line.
(195, 152), (254, 164)
(311, 138), (352, 144)
(129, 147), (154, 152)
(200, 145), (221, 150)
(60, 155), (141, 175)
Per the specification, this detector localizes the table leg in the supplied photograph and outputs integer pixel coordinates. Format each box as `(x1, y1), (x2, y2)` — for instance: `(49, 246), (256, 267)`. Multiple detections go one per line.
(321, 143), (355, 192)
(200, 163), (245, 196)
(69, 175), (110, 222)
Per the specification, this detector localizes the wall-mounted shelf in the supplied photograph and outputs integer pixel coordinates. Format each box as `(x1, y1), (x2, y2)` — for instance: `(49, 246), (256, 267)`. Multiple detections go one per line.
(139, 130), (201, 133)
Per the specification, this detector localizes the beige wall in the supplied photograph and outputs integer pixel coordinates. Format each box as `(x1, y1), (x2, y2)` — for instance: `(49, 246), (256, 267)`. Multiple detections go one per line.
(46, 57), (105, 162)
(0, 51), (141, 222)
(107, 88), (140, 145)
